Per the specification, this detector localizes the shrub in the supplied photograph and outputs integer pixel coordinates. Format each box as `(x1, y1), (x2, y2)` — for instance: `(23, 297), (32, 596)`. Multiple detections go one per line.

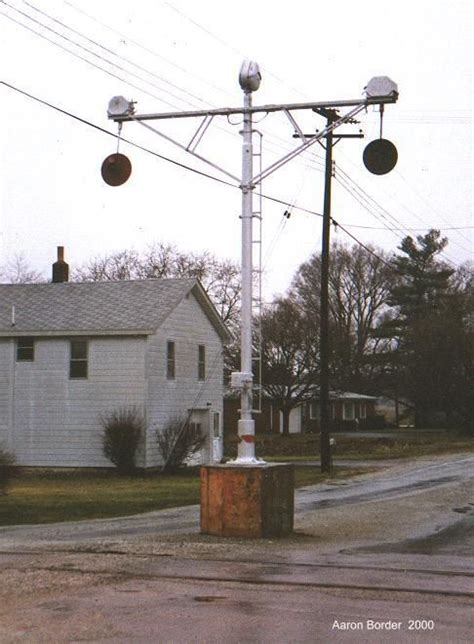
(0, 446), (16, 495)
(101, 406), (145, 475)
(156, 416), (206, 473)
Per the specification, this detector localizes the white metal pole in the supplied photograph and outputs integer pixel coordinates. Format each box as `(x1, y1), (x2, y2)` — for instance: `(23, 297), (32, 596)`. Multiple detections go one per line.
(236, 89), (256, 463)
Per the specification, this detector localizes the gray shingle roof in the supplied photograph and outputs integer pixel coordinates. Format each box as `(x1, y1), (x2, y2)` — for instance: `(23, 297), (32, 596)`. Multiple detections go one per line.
(0, 278), (199, 336)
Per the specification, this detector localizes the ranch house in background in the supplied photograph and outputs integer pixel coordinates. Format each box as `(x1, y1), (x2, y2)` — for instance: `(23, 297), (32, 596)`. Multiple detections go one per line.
(0, 248), (231, 468)
(224, 389), (379, 436)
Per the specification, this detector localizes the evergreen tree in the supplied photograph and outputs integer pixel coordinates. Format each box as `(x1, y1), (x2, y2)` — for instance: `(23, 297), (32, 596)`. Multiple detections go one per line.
(375, 230), (472, 430)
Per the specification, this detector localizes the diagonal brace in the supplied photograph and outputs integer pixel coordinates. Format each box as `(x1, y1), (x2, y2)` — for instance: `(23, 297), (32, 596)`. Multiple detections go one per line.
(252, 103), (368, 185)
(132, 115), (240, 183)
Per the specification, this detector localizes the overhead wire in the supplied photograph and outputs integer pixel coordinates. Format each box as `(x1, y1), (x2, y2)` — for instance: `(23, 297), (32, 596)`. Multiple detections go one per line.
(394, 169), (473, 249)
(335, 173), (410, 242)
(162, 0), (310, 101)
(63, 0), (326, 169)
(4, 0), (466, 272)
(331, 223), (473, 232)
(63, 0), (238, 100)
(151, 1), (469, 269)
(1, 0), (202, 110)
(335, 165), (468, 266)
(334, 171), (461, 267)
(73, 0), (468, 268)
(62, 0), (328, 168)
(334, 143), (473, 256)
(3, 74), (465, 269)
(0, 79), (325, 218)
(329, 220), (394, 270)
(2, 79), (465, 278)
(22, 0), (208, 105)
(262, 161), (314, 270)
(2, 0), (320, 169)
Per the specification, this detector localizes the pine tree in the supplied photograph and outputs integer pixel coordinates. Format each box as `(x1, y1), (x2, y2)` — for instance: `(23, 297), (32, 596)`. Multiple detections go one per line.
(375, 230), (472, 430)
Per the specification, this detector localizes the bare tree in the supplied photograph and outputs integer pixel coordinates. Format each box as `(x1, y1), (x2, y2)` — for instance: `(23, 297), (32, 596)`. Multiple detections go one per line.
(73, 242), (241, 335)
(260, 297), (319, 435)
(0, 253), (45, 284)
(290, 242), (393, 392)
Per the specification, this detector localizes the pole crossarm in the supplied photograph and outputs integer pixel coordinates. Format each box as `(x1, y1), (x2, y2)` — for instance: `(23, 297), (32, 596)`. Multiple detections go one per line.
(252, 102), (368, 184)
(109, 94), (398, 123)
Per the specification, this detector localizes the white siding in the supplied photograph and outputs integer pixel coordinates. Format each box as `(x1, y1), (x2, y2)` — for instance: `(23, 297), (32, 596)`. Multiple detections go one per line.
(145, 293), (224, 467)
(3, 336), (146, 467)
(0, 291), (226, 469)
(0, 340), (14, 450)
(279, 407), (302, 434)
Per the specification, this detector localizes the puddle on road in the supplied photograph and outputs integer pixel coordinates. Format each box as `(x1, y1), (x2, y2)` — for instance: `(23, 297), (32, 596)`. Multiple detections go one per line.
(303, 476), (458, 510)
(346, 516), (474, 556)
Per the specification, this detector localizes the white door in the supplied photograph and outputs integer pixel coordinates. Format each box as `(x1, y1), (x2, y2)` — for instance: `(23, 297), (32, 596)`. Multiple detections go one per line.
(211, 410), (223, 463)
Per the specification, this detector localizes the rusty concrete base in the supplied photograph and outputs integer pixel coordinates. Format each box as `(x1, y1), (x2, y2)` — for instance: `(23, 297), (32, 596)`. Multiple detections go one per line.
(200, 463), (294, 538)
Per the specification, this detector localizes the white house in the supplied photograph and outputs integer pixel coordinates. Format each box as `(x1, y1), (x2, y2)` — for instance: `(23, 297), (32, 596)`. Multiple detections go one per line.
(0, 264), (231, 468)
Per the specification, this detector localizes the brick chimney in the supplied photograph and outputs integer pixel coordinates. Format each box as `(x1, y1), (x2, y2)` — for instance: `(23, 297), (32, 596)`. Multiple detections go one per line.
(52, 246), (69, 283)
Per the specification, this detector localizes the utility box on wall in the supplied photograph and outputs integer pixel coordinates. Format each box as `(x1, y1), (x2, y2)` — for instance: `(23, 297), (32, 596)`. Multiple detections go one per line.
(200, 463), (294, 538)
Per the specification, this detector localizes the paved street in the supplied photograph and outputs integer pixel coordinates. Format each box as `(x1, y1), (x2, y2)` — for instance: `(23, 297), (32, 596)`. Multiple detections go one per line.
(0, 453), (472, 642)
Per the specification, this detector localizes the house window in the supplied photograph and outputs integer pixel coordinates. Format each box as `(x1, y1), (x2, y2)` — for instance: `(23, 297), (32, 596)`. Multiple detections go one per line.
(343, 402), (355, 421)
(167, 341), (175, 380)
(16, 337), (34, 361)
(213, 412), (220, 437)
(70, 340), (88, 379)
(198, 345), (206, 381)
(309, 402), (320, 420)
(360, 403), (367, 419)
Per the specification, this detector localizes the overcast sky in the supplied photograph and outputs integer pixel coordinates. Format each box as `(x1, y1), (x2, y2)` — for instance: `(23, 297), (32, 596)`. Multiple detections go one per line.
(1, 0), (472, 298)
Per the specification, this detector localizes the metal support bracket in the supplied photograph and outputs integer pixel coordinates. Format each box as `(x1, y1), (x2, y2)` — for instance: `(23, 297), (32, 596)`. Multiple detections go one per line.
(187, 114), (215, 153)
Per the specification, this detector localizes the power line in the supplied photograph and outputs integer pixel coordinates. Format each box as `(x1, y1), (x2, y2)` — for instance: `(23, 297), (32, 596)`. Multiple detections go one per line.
(0, 79), (322, 217)
(59, 0), (327, 167)
(0, 2), (290, 163)
(334, 223), (473, 231)
(394, 169), (473, 249)
(2, 1), (325, 175)
(335, 175), (460, 268)
(1, 80), (465, 274)
(22, 0), (208, 105)
(0, 79), (237, 184)
(334, 167), (464, 267)
(335, 174), (407, 244)
(68, 0), (468, 265)
(330, 220), (394, 270)
(334, 144), (473, 257)
(64, 0), (238, 100)
(163, 1), (309, 100)
(1, 1), (197, 111)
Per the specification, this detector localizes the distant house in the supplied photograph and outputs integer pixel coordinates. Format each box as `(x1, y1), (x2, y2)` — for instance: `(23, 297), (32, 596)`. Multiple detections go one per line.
(0, 250), (231, 468)
(224, 389), (378, 436)
(375, 396), (414, 427)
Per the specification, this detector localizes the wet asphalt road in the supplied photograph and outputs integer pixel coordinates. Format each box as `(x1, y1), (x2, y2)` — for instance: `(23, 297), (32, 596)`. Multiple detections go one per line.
(0, 452), (472, 642)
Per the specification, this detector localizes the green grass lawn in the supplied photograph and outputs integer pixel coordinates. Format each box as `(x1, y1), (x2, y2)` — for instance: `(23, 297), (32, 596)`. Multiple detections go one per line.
(0, 469), (201, 527)
(1, 430), (472, 527)
(238, 429), (474, 461)
(0, 464), (371, 527)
